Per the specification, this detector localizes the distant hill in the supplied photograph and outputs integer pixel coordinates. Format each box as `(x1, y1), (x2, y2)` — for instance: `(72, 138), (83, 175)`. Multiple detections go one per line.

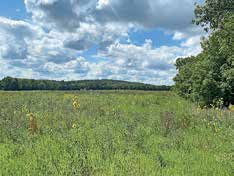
(0, 77), (171, 91)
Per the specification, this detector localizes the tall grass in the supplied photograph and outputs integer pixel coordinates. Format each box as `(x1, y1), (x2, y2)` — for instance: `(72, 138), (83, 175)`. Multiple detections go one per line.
(0, 91), (233, 175)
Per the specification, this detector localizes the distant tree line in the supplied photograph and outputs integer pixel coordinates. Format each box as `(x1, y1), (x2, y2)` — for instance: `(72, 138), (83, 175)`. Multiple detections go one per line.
(0, 77), (171, 91)
(173, 0), (234, 107)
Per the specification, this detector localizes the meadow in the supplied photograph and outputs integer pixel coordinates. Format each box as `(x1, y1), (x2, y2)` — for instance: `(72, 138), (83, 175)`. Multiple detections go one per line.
(0, 91), (233, 176)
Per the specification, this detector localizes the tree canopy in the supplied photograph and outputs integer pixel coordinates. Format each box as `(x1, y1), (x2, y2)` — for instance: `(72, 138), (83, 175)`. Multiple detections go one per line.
(0, 77), (171, 91)
(193, 0), (234, 31)
(174, 0), (234, 107)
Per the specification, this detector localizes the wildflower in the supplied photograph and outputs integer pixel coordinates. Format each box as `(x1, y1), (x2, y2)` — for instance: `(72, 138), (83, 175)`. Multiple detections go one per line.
(73, 101), (80, 109)
(72, 96), (78, 101)
(72, 123), (77, 129)
(72, 95), (80, 109)
(26, 113), (34, 118)
(27, 113), (38, 134)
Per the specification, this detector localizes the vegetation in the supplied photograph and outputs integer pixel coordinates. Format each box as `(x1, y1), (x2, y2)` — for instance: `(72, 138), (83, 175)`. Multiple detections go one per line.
(193, 0), (233, 31)
(0, 1), (233, 175)
(174, 0), (234, 107)
(0, 91), (233, 175)
(0, 77), (170, 91)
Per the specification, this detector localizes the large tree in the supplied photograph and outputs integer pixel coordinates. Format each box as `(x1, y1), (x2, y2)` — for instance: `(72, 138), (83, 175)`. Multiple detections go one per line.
(174, 0), (234, 106)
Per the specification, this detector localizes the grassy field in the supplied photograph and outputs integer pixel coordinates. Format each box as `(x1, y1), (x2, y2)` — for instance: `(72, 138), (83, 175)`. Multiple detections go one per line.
(0, 91), (233, 176)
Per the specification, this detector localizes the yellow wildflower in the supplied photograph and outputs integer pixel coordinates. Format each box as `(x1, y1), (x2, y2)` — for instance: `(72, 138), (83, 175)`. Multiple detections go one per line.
(26, 113), (34, 118)
(72, 96), (78, 101)
(72, 123), (77, 129)
(73, 101), (80, 109)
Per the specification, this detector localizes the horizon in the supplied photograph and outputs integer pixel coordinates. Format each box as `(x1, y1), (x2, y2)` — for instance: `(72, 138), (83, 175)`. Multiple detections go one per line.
(0, 0), (204, 85)
(1, 76), (172, 86)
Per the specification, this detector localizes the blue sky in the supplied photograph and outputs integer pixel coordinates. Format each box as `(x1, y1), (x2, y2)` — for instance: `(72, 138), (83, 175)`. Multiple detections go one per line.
(0, 0), (204, 85)
(0, 1), (27, 19)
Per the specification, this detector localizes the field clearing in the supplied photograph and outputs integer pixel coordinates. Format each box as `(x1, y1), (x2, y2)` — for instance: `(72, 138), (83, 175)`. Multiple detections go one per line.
(0, 91), (233, 175)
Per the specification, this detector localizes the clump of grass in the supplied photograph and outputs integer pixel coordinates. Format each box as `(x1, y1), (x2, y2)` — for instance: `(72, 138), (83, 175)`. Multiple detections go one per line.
(27, 113), (38, 135)
(160, 111), (176, 136)
(156, 152), (167, 168)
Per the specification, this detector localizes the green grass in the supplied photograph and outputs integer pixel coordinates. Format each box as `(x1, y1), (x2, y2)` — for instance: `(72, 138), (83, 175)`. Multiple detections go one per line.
(0, 91), (233, 175)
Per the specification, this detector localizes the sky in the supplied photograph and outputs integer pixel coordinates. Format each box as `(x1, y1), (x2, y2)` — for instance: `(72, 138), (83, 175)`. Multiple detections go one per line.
(0, 0), (205, 85)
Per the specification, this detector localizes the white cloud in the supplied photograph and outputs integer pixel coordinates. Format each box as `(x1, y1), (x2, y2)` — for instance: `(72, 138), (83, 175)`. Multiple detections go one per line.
(25, 0), (198, 31)
(173, 32), (186, 40)
(43, 57), (90, 74)
(91, 39), (201, 85)
(181, 36), (201, 47)
(0, 0), (205, 84)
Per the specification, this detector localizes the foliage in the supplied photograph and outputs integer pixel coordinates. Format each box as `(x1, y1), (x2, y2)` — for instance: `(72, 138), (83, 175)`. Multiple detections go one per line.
(193, 0), (234, 31)
(0, 91), (233, 175)
(174, 0), (234, 107)
(0, 77), (171, 91)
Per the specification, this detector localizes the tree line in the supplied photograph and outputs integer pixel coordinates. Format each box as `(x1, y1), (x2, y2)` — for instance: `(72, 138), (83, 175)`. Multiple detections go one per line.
(0, 77), (171, 91)
(173, 0), (234, 107)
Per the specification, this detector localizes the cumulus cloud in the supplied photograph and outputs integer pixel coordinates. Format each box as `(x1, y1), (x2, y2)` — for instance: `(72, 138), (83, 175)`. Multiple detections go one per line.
(0, 0), (204, 84)
(25, 0), (197, 30)
(0, 17), (92, 79)
(25, 0), (83, 30)
(94, 0), (196, 29)
(91, 38), (202, 85)
(23, 0), (203, 54)
(43, 57), (90, 74)
(0, 17), (35, 61)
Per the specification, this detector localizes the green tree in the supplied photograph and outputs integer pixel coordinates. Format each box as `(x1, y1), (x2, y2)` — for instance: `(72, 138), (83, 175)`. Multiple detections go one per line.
(174, 1), (234, 106)
(193, 0), (234, 31)
(1, 77), (19, 90)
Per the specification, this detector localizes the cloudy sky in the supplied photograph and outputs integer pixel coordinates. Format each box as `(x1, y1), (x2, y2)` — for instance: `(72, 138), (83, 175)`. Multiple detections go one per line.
(0, 0), (204, 85)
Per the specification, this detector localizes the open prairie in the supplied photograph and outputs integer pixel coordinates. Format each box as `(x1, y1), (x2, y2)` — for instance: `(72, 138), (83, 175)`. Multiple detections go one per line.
(0, 91), (233, 175)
